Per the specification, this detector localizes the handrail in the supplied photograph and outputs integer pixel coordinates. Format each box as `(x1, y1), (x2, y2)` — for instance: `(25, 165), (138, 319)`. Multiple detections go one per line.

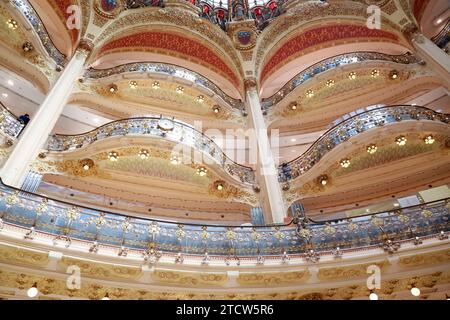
(46, 116), (256, 185)
(261, 52), (421, 110)
(11, 0), (66, 66)
(84, 62), (244, 110)
(278, 105), (450, 182)
(0, 178), (448, 256)
(0, 102), (25, 139)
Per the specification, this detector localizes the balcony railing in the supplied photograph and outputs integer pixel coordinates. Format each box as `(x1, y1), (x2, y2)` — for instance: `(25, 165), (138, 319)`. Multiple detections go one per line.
(0, 180), (448, 259)
(262, 52), (422, 111)
(0, 102), (25, 139)
(46, 116), (256, 184)
(278, 105), (450, 182)
(11, 0), (66, 66)
(84, 62), (244, 110)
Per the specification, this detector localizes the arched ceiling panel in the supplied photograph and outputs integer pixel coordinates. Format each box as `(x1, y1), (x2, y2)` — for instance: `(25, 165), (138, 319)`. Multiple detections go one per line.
(93, 30), (242, 98)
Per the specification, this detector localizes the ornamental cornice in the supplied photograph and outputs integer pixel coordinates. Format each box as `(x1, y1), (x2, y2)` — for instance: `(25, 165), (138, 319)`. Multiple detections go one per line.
(255, 1), (408, 76)
(93, 7), (243, 79)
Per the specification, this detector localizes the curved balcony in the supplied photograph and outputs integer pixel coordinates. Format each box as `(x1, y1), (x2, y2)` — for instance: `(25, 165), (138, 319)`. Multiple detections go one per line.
(11, 0), (66, 66)
(261, 52), (422, 110)
(84, 62), (244, 110)
(0, 180), (448, 261)
(278, 105), (450, 182)
(0, 102), (25, 139)
(46, 116), (256, 184)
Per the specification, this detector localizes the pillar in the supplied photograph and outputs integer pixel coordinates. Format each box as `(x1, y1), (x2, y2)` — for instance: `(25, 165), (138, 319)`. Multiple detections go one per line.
(0, 41), (92, 187)
(245, 79), (286, 224)
(411, 33), (450, 88)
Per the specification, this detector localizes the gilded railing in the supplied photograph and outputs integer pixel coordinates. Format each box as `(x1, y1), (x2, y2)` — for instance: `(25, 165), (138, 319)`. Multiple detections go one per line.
(11, 0), (66, 66)
(278, 105), (450, 182)
(0, 102), (25, 139)
(46, 116), (255, 184)
(84, 62), (244, 110)
(0, 180), (448, 260)
(262, 52), (422, 110)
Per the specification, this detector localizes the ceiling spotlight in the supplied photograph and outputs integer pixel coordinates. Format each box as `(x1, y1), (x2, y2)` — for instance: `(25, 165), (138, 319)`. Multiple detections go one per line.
(410, 287), (421, 297)
(138, 149), (149, 159)
(152, 81), (160, 89)
(108, 151), (119, 162)
(340, 158), (350, 168)
(436, 18), (443, 24)
(367, 144), (378, 154)
(395, 135), (407, 146)
(129, 81), (138, 89)
(214, 180), (225, 191)
(212, 105), (221, 114)
(170, 155), (181, 165)
(348, 71), (357, 80)
(22, 42), (34, 52)
(424, 135), (435, 145)
(319, 175), (328, 186)
(7, 19), (18, 30)
(290, 102), (298, 110)
(197, 166), (208, 177)
(389, 70), (399, 80)
(27, 283), (38, 298)
(197, 95), (205, 103)
(369, 292), (378, 300)
(176, 86), (184, 94)
(305, 89), (314, 98)
(371, 69), (380, 78)
(326, 79), (335, 87)
(108, 84), (118, 93)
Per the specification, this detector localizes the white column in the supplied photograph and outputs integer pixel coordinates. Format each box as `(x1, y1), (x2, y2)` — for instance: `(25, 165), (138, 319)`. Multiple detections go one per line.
(0, 46), (90, 187)
(246, 83), (286, 224)
(411, 33), (450, 88)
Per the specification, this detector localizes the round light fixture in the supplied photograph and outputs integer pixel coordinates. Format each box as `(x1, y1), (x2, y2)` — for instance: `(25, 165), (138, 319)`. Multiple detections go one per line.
(367, 144), (378, 154)
(170, 155), (181, 165)
(197, 95), (205, 103)
(326, 79), (335, 87)
(176, 86), (184, 94)
(101, 293), (110, 300)
(395, 135), (407, 146)
(369, 292), (378, 300)
(305, 89), (314, 98)
(290, 102), (298, 110)
(22, 42), (34, 52)
(152, 81), (160, 89)
(108, 151), (119, 162)
(138, 149), (149, 159)
(319, 175), (328, 186)
(389, 70), (399, 80)
(129, 81), (138, 89)
(81, 159), (94, 171)
(212, 105), (221, 114)
(108, 84), (118, 93)
(197, 166), (208, 177)
(27, 283), (38, 298)
(7, 19), (18, 30)
(410, 287), (421, 297)
(348, 72), (357, 80)
(340, 158), (350, 168)
(214, 180), (225, 191)
(424, 135), (435, 145)
(371, 69), (380, 78)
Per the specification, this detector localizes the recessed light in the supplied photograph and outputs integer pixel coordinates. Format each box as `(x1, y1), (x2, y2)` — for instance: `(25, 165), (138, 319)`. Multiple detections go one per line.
(1, 93), (8, 98)
(93, 118), (99, 123)
(290, 138), (296, 142)
(7, 80), (14, 86)
(436, 18), (443, 24)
